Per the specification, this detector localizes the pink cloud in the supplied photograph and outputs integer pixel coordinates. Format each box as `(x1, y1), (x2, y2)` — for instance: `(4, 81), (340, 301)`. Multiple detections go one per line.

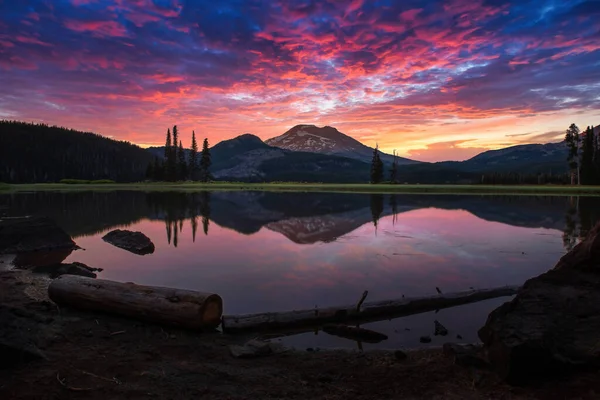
(64, 20), (129, 38)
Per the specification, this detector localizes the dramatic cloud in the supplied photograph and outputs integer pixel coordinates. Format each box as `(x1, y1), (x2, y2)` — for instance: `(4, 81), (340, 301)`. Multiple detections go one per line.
(1, 0), (599, 160)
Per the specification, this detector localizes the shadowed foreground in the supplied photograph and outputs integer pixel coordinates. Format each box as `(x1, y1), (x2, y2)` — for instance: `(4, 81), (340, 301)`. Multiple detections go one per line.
(2, 269), (600, 400)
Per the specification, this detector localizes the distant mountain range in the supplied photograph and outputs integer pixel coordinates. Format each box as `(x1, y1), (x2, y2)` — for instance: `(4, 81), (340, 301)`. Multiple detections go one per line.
(146, 124), (586, 183)
(4, 120), (596, 184)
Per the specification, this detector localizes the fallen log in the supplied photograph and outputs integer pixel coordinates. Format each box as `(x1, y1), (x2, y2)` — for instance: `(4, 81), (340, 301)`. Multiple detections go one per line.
(48, 276), (223, 330)
(322, 324), (388, 343)
(222, 286), (519, 333)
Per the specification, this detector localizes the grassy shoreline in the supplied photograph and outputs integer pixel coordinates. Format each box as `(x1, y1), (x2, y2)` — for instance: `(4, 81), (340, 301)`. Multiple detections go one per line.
(3, 182), (600, 196)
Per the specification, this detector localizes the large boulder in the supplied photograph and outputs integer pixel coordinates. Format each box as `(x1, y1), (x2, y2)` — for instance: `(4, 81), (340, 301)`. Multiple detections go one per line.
(479, 223), (600, 384)
(102, 229), (155, 255)
(0, 217), (76, 254)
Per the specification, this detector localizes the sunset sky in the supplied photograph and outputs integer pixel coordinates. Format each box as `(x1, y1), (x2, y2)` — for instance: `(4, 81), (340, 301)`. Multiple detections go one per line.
(1, 0), (599, 161)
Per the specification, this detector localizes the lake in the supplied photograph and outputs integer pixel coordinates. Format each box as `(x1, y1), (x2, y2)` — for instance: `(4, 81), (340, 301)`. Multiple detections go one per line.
(1, 191), (598, 350)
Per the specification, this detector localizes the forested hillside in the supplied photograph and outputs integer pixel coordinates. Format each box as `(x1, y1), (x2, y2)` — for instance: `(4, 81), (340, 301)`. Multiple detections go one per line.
(0, 121), (153, 183)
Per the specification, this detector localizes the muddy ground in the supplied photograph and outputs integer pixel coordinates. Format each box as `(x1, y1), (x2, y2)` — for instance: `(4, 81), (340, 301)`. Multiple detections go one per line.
(1, 268), (600, 400)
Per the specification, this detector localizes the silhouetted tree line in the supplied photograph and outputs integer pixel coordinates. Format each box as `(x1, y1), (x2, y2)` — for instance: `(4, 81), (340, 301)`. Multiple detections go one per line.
(565, 124), (600, 185)
(0, 120), (153, 183)
(146, 126), (212, 182)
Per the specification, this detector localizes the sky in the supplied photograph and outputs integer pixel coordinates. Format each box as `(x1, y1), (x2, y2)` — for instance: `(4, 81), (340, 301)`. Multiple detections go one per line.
(1, 0), (599, 161)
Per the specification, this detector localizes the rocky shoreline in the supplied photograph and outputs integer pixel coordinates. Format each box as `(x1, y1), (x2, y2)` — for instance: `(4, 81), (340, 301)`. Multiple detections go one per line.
(3, 217), (600, 399)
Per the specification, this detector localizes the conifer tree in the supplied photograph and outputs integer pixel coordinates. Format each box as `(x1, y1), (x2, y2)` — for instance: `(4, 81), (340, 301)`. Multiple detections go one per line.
(188, 131), (198, 181)
(370, 144), (384, 184)
(200, 138), (212, 182)
(178, 140), (187, 180)
(581, 126), (595, 185)
(164, 128), (173, 181)
(172, 125), (179, 180)
(565, 123), (580, 185)
(389, 149), (398, 183)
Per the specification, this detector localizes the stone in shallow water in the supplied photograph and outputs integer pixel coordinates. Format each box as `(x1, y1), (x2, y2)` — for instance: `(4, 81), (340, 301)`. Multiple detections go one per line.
(479, 223), (600, 384)
(0, 217), (76, 254)
(102, 229), (155, 255)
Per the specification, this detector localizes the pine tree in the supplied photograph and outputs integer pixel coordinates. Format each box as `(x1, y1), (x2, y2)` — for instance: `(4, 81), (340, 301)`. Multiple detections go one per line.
(178, 140), (187, 180)
(188, 131), (199, 181)
(200, 138), (212, 182)
(581, 126), (595, 185)
(565, 123), (580, 185)
(389, 149), (398, 183)
(593, 126), (600, 184)
(370, 145), (384, 184)
(164, 128), (173, 181)
(172, 125), (179, 180)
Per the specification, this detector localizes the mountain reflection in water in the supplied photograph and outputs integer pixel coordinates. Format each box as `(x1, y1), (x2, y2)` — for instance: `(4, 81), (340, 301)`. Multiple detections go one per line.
(2, 191), (598, 248)
(2, 191), (599, 349)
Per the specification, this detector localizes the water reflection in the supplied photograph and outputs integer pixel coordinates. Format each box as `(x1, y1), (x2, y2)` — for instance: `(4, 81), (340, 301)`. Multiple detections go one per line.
(3, 190), (600, 349)
(1, 191), (599, 249)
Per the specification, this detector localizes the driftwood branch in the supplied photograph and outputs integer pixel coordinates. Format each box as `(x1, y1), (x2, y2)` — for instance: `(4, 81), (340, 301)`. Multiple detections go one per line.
(222, 285), (519, 333)
(356, 290), (369, 312)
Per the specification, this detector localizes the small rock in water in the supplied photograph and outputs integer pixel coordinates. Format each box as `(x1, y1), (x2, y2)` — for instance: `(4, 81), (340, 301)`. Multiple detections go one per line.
(434, 320), (449, 336)
(419, 336), (432, 343)
(456, 334), (463, 340)
(102, 229), (155, 255)
(306, 347), (314, 352)
(394, 350), (408, 360)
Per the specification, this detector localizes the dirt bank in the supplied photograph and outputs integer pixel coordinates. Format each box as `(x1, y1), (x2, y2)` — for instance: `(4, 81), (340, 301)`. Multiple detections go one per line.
(1, 268), (600, 400)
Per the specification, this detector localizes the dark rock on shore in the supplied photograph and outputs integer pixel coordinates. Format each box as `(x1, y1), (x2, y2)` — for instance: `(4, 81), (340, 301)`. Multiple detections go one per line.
(32, 262), (102, 279)
(0, 217), (76, 254)
(102, 229), (155, 255)
(0, 305), (48, 368)
(479, 222), (600, 384)
(443, 343), (488, 369)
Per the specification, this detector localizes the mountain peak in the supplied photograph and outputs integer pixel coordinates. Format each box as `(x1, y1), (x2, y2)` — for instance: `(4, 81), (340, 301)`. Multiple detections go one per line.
(231, 133), (264, 144)
(266, 125), (419, 165)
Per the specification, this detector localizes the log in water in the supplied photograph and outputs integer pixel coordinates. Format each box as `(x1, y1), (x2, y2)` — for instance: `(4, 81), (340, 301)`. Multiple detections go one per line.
(48, 275), (223, 330)
(222, 286), (519, 333)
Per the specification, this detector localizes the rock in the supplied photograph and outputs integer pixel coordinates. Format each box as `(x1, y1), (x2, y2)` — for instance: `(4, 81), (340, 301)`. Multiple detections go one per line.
(419, 336), (432, 343)
(456, 334), (463, 340)
(32, 261), (99, 278)
(102, 230), (155, 255)
(434, 320), (449, 336)
(0, 305), (48, 367)
(0, 217), (76, 254)
(443, 343), (488, 369)
(394, 350), (408, 360)
(229, 339), (286, 359)
(479, 223), (600, 384)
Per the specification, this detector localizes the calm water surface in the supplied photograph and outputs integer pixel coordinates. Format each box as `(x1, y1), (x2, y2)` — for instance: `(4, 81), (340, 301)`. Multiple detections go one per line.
(2, 191), (598, 350)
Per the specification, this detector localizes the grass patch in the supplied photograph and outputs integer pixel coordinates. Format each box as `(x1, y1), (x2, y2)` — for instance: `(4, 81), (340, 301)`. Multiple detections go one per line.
(58, 179), (116, 184)
(4, 181), (600, 196)
(0, 182), (8, 191)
